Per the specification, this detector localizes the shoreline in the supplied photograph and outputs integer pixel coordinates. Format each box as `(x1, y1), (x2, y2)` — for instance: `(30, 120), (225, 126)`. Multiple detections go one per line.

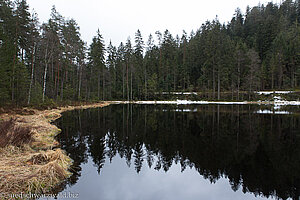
(0, 102), (110, 199)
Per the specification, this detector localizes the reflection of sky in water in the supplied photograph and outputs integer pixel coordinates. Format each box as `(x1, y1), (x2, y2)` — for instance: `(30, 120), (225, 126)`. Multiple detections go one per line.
(55, 155), (275, 200)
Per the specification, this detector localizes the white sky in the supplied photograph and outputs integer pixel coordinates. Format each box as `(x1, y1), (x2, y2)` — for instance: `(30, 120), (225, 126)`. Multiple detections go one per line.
(26, 0), (278, 47)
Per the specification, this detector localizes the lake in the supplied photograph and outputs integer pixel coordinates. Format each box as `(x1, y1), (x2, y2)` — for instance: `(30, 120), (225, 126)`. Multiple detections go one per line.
(52, 104), (300, 200)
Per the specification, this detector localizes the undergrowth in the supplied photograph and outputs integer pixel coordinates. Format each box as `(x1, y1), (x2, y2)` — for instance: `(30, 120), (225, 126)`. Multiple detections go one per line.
(0, 118), (34, 148)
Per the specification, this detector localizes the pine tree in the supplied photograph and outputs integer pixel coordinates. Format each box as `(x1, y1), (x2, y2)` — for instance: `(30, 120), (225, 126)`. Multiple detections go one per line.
(88, 29), (105, 100)
(106, 41), (117, 99)
(134, 29), (144, 99)
(116, 42), (126, 99)
(246, 49), (261, 99)
(125, 38), (133, 101)
(0, 0), (15, 104)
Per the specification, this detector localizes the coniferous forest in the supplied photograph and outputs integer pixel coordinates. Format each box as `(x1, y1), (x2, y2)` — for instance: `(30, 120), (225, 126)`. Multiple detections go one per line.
(0, 0), (300, 106)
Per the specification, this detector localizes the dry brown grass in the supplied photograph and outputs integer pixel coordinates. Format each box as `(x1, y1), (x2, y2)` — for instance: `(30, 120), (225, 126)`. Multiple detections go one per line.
(0, 147), (71, 196)
(0, 102), (110, 199)
(0, 118), (34, 148)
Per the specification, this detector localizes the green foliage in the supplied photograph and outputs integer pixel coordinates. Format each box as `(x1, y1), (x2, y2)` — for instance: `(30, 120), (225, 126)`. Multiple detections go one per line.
(87, 29), (106, 100)
(14, 62), (29, 103)
(29, 83), (43, 104)
(147, 73), (158, 99)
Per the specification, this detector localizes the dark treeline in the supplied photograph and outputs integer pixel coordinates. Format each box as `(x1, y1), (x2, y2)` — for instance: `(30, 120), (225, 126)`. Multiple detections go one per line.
(56, 105), (300, 200)
(1, 0), (300, 105)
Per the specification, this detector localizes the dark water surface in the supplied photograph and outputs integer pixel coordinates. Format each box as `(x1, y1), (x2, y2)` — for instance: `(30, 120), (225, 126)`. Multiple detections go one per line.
(52, 104), (300, 200)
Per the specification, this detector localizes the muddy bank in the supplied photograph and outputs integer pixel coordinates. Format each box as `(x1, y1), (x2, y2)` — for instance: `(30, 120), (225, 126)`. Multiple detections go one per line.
(0, 102), (110, 199)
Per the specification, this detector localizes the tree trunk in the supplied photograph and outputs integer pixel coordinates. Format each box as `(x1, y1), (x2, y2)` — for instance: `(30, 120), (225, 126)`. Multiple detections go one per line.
(278, 60), (283, 89)
(249, 72), (253, 101)
(78, 64), (82, 100)
(56, 62), (60, 99)
(54, 64), (57, 97)
(42, 64), (48, 102)
(60, 69), (64, 101)
(291, 59), (294, 88)
(217, 68), (220, 100)
(213, 65), (215, 99)
(12, 21), (18, 102)
(123, 63), (125, 99)
(127, 62), (129, 101)
(130, 65), (133, 101)
(271, 68), (274, 89)
(42, 47), (49, 102)
(51, 56), (54, 83)
(28, 43), (36, 105)
(144, 65), (147, 100)
(183, 39), (186, 91)
(237, 60), (240, 100)
(231, 78), (234, 100)
(85, 81), (88, 101)
(103, 66), (105, 100)
(173, 67), (176, 91)
(98, 71), (100, 99)
(88, 67), (92, 100)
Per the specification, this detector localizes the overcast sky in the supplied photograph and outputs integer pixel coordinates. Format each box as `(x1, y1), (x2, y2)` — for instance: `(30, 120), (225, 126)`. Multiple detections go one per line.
(26, 0), (278, 47)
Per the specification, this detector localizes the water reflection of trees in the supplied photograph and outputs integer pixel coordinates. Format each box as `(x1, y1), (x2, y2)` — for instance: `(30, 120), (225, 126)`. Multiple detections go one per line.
(55, 104), (300, 200)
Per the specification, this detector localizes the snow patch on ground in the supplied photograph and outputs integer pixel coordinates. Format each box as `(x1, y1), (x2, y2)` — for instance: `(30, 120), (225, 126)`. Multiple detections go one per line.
(255, 110), (291, 114)
(160, 92), (198, 95)
(132, 100), (249, 105)
(274, 101), (300, 106)
(256, 91), (295, 95)
(160, 108), (198, 112)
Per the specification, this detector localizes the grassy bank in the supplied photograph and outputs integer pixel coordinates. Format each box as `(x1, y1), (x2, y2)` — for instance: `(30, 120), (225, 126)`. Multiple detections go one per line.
(0, 102), (110, 199)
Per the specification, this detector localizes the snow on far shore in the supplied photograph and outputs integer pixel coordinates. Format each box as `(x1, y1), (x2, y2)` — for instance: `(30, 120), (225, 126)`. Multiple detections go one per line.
(157, 90), (297, 95)
(129, 100), (249, 105)
(160, 92), (198, 95)
(273, 100), (300, 106)
(111, 90), (299, 106)
(256, 91), (295, 95)
(110, 100), (300, 115)
(255, 110), (291, 114)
